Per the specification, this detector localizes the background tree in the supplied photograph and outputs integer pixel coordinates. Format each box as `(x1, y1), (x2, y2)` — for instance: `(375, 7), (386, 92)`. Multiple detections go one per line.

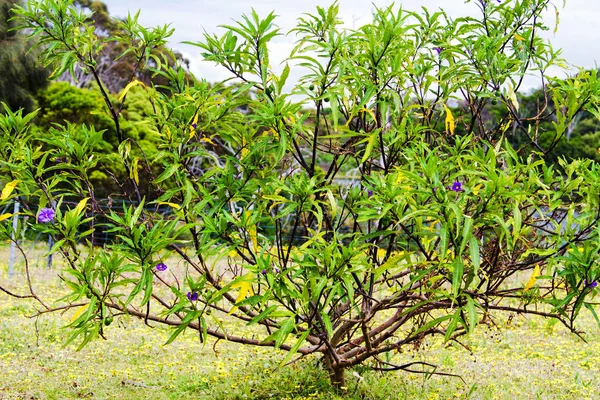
(33, 81), (162, 198)
(54, 0), (191, 93)
(447, 70), (600, 166)
(0, 0), (49, 112)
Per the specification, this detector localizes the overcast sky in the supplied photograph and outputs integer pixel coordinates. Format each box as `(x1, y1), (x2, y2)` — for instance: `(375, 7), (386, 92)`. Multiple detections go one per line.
(102, 0), (600, 91)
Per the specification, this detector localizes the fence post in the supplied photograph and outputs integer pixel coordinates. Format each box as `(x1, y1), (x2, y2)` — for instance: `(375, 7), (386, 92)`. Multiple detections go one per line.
(47, 200), (56, 269)
(47, 234), (54, 269)
(8, 200), (20, 279)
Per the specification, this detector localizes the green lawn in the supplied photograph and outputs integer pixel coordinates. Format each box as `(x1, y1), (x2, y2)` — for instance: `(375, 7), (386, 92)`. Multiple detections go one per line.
(1, 255), (599, 399)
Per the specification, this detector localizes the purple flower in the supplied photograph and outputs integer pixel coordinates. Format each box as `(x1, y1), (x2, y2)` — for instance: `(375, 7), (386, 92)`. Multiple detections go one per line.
(274, 268), (280, 274)
(155, 262), (167, 272)
(450, 181), (463, 192)
(585, 280), (598, 289)
(261, 269), (267, 275)
(367, 190), (373, 197)
(434, 47), (443, 55)
(187, 291), (199, 301)
(192, 123), (197, 129)
(38, 208), (55, 223)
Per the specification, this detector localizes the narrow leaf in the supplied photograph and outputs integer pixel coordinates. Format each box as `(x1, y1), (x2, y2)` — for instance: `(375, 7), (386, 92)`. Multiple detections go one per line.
(523, 265), (540, 292)
(452, 258), (463, 297)
(1, 180), (19, 200)
(69, 304), (90, 323)
(118, 80), (145, 101)
(0, 213), (13, 222)
(469, 236), (480, 274)
(584, 303), (600, 329)
(443, 104), (455, 135)
(74, 198), (89, 216)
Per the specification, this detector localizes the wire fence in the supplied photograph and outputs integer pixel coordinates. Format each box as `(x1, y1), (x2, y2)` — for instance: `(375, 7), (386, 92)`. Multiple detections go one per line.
(3, 176), (365, 279)
(3, 196), (307, 279)
(3, 197), (164, 278)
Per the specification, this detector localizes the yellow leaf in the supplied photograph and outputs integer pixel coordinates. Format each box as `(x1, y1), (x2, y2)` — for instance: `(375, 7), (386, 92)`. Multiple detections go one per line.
(443, 104), (455, 135)
(1, 180), (20, 200)
(189, 113), (199, 140)
(74, 198), (89, 215)
(523, 265), (541, 292)
(118, 80), (145, 101)
(158, 202), (181, 210)
(513, 33), (525, 41)
(394, 171), (404, 185)
(359, 107), (377, 123)
(70, 304), (90, 322)
(326, 189), (337, 219)
(130, 157), (140, 185)
(284, 114), (296, 124)
(241, 136), (249, 158)
(263, 128), (278, 139)
(248, 225), (258, 253)
(361, 132), (378, 164)
(507, 83), (519, 112)
(228, 274), (254, 315)
(0, 213), (13, 222)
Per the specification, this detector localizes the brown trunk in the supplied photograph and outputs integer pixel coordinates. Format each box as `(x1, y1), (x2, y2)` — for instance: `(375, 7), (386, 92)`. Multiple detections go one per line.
(324, 354), (346, 391)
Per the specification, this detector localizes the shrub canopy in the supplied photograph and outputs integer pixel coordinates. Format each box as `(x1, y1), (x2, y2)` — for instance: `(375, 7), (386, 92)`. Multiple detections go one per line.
(2, 0), (600, 389)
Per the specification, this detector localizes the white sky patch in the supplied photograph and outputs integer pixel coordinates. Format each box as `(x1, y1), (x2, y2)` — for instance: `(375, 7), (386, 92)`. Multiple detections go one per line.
(102, 0), (600, 92)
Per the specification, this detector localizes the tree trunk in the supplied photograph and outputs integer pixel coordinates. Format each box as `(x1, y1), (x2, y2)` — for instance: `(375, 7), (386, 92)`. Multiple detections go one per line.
(324, 354), (346, 391)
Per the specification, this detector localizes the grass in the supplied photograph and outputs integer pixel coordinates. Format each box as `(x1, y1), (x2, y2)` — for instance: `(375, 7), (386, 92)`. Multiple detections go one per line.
(1, 248), (600, 399)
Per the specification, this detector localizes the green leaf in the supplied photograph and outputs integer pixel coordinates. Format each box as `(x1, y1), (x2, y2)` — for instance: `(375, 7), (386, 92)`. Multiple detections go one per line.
(439, 224), (449, 260)
(584, 303), (600, 329)
(279, 330), (310, 367)
(321, 312), (333, 339)
(452, 258), (463, 298)
(361, 131), (378, 164)
(512, 205), (522, 247)
(263, 317), (295, 349)
(412, 314), (455, 337)
(278, 64), (290, 92)
(466, 295), (478, 334)
(165, 310), (201, 345)
(469, 236), (480, 274)
(445, 309), (461, 342)
(459, 216), (473, 255)
(140, 268), (153, 306)
(248, 305), (278, 325)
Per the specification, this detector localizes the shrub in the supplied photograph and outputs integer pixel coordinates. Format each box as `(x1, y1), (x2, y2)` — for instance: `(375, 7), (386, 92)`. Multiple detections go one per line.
(2, 0), (600, 390)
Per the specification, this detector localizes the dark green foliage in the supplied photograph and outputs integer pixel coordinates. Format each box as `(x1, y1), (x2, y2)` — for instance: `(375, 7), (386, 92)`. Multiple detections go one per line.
(0, 0), (49, 112)
(51, 0), (192, 93)
(444, 71), (600, 167)
(35, 82), (115, 139)
(34, 81), (163, 197)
